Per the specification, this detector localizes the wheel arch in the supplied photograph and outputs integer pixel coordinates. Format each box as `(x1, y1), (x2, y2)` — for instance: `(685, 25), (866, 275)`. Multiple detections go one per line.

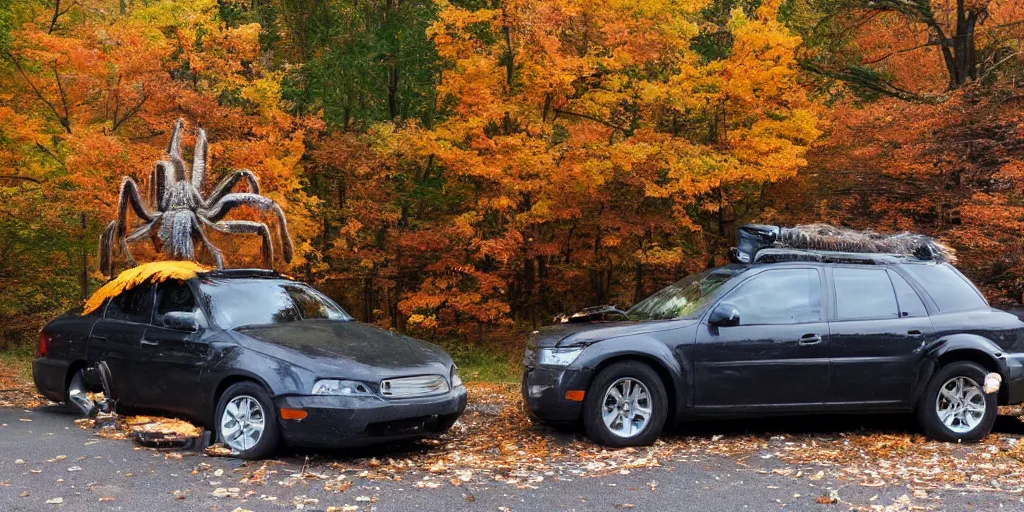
(590, 354), (678, 421)
(922, 334), (1009, 405)
(208, 373), (274, 426)
(574, 335), (686, 422)
(62, 360), (90, 401)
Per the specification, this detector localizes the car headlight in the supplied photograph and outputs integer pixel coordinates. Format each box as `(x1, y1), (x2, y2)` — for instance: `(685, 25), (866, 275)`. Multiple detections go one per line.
(537, 347), (584, 366)
(451, 365), (463, 388)
(311, 379), (371, 396)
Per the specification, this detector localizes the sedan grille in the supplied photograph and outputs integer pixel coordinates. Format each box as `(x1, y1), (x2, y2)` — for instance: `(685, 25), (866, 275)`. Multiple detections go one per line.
(380, 375), (449, 398)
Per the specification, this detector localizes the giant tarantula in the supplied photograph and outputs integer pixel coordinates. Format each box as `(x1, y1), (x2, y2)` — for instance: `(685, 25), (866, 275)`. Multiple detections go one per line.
(99, 119), (294, 276)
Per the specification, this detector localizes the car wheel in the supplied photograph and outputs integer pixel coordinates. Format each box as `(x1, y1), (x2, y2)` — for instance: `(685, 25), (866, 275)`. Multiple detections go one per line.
(582, 361), (668, 447)
(917, 361), (997, 442)
(215, 381), (281, 460)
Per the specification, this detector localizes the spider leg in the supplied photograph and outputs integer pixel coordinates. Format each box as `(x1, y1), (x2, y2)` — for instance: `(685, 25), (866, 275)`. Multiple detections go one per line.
(191, 128), (207, 192)
(120, 218), (158, 268)
(168, 118), (185, 160)
(152, 161), (175, 211)
(192, 215), (224, 269)
(203, 219), (274, 269)
(99, 177), (156, 275)
(202, 170), (260, 207)
(200, 193), (293, 263)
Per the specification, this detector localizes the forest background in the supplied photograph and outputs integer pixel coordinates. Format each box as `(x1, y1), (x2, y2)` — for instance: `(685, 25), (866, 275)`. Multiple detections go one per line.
(2, 0), (1023, 372)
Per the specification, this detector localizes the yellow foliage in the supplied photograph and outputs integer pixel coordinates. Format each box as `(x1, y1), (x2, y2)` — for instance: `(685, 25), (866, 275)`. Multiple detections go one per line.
(83, 261), (210, 315)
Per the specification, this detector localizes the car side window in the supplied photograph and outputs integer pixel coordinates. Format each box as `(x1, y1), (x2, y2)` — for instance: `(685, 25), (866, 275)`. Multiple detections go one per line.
(154, 281), (206, 328)
(887, 270), (927, 317)
(722, 269), (821, 325)
(902, 263), (988, 313)
(105, 282), (155, 323)
(832, 268), (899, 321)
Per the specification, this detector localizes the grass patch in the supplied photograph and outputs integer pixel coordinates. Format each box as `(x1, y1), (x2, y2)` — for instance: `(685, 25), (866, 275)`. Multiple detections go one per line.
(438, 341), (521, 384)
(0, 344), (34, 383)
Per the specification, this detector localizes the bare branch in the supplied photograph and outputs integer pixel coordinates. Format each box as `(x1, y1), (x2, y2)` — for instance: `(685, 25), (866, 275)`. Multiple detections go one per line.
(5, 52), (72, 133)
(0, 175), (43, 184)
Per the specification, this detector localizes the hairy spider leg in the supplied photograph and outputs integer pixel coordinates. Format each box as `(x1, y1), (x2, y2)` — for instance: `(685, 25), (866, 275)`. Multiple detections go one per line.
(152, 161), (175, 211)
(203, 170), (261, 207)
(119, 215), (162, 268)
(193, 215), (224, 269)
(200, 193), (294, 263)
(168, 118), (185, 160)
(192, 128), (207, 192)
(99, 177), (156, 275)
(202, 218), (274, 268)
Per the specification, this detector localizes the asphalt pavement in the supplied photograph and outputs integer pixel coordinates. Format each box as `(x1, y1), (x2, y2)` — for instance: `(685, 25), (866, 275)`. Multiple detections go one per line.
(0, 406), (1019, 511)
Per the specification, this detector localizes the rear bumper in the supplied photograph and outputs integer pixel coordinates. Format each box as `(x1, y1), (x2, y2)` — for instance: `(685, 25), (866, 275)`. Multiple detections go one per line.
(32, 358), (67, 403)
(273, 387), (467, 448)
(521, 366), (593, 424)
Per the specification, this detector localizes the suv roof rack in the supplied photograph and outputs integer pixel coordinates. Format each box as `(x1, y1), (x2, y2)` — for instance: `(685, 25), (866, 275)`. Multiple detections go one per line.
(729, 224), (954, 264)
(753, 248), (921, 265)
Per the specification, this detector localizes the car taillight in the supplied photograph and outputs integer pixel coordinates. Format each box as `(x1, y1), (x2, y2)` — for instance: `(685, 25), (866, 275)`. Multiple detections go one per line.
(37, 331), (49, 358)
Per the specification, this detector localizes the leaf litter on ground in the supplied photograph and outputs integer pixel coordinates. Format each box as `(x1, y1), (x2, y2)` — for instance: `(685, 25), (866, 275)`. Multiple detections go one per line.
(6, 359), (1024, 506)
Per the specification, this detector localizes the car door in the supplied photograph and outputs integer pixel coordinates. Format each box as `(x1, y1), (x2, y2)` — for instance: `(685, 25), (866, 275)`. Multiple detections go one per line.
(86, 282), (155, 406)
(826, 267), (933, 406)
(136, 280), (213, 416)
(695, 267), (830, 410)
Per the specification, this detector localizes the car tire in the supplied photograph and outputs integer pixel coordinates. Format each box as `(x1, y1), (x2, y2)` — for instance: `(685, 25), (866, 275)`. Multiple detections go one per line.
(583, 361), (668, 447)
(917, 361), (997, 442)
(215, 381), (281, 460)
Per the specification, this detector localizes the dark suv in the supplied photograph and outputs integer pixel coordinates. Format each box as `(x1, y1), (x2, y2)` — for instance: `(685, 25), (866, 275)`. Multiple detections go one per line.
(522, 248), (1024, 447)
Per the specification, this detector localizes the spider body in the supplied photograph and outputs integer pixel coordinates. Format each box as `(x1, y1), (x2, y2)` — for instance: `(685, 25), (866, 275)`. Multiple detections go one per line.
(99, 119), (293, 276)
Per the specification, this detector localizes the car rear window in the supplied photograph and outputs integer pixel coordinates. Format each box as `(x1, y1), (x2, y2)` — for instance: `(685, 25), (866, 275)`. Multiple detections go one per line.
(901, 263), (988, 313)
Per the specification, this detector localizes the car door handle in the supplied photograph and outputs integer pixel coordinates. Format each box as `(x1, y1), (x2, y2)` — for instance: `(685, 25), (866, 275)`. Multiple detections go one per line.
(92, 336), (109, 342)
(798, 334), (822, 345)
(907, 330), (923, 337)
(140, 338), (159, 346)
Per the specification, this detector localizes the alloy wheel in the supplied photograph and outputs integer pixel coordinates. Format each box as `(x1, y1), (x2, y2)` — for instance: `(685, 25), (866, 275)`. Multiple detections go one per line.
(220, 395), (266, 451)
(935, 376), (986, 434)
(601, 377), (653, 438)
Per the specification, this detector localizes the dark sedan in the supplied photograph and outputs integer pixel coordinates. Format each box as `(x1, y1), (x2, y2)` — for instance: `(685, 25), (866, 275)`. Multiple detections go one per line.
(33, 269), (467, 459)
(523, 250), (1024, 447)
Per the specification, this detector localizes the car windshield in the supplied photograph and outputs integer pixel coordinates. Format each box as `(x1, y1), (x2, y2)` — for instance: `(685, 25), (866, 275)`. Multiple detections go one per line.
(200, 278), (352, 329)
(627, 265), (746, 321)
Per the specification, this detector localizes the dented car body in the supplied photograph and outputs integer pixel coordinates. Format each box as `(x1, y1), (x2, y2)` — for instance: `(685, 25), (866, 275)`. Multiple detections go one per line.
(34, 269), (466, 458)
(523, 240), (1024, 447)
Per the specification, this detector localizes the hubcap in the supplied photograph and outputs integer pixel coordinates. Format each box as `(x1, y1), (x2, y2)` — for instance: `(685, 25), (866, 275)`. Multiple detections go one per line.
(220, 395), (266, 452)
(602, 377), (652, 438)
(935, 376), (986, 434)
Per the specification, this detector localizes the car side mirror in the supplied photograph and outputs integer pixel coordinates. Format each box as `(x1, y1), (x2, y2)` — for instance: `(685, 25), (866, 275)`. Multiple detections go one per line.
(709, 303), (740, 327)
(162, 311), (198, 332)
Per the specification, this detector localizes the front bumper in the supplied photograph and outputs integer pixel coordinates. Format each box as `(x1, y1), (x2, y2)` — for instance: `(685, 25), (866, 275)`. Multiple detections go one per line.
(1003, 353), (1024, 404)
(274, 387), (467, 448)
(521, 365), (593, 424)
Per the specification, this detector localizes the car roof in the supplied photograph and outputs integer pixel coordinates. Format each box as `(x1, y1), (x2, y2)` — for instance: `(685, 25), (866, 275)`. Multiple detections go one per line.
(198, 268), (285, 280)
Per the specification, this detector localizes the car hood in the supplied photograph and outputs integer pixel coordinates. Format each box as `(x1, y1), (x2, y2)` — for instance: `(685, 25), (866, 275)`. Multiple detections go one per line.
(233, 320), (453, 380)
(530, 319), (697, 348)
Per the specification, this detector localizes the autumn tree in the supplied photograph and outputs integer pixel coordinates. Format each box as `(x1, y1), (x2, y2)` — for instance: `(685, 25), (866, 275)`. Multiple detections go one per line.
(344, 0), (822, 336)
(795, 0), (1024, 98)
(0, 0), (315, 346)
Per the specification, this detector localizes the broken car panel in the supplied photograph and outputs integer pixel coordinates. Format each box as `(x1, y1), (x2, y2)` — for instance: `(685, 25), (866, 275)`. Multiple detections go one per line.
(33, 266), (467, 459)
(522, 224), (1024, 447)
